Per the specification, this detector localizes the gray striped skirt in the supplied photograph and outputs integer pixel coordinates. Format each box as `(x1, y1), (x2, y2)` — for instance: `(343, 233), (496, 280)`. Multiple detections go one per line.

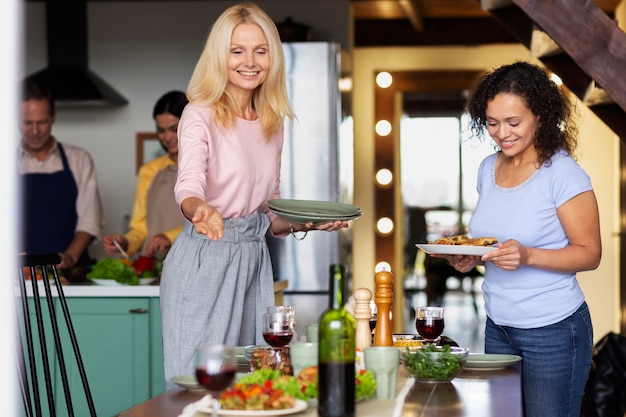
(160, 211), (274, 386)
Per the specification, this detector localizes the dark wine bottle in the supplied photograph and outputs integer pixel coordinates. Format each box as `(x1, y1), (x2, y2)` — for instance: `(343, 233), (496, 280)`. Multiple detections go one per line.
(318, 264), (356, 417)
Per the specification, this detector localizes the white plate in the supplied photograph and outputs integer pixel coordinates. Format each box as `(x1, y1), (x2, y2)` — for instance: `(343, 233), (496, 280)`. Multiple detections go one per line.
(464, 354), (522, 370)
(416, 244), (496, 256)
(170, 374), (206, 392)
(88, 277), (157, 286)
(196, 399), (308, 416)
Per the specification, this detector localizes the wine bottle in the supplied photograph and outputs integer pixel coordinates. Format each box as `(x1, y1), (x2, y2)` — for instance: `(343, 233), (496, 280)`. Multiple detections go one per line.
(318, 264), (356, 417)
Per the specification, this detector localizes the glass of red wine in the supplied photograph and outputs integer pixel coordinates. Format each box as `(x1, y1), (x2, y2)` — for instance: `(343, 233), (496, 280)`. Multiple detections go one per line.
(194, 345), (236, 417)
(263, 305), (295, 348)
(415, 306), (445, 344)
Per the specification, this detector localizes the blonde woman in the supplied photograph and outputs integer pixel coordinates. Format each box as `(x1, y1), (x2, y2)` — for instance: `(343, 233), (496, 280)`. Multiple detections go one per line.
(159, 3), (346, 386)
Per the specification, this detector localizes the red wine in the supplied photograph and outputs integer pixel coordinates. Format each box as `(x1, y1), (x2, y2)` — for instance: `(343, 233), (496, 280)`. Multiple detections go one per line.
(416, 317), (444, 340)
(263, 332), (293, 347)
(369, 318), (377, 332)
(318, 362), (355, 417)
(195, 367), (235, 392)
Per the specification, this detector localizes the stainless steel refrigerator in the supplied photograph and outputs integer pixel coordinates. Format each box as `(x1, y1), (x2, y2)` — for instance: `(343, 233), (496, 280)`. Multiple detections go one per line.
(267, 41), (353, 339)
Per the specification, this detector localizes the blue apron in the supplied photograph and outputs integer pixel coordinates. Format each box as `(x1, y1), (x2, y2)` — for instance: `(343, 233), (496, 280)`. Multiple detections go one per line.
(20, 143), (91, 267)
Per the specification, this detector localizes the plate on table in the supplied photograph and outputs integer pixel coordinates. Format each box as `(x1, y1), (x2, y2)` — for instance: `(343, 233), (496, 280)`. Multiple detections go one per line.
(88, 277), (157, 286)
(464, 354), (522, 370)
(170, 374), (206, 392)
(416, 244), (496, 256)
(196, 399), (308, 416)
(268, 199), (362, 217)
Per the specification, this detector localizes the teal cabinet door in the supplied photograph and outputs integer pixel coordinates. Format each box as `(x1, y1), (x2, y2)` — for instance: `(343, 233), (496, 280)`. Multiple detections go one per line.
(55, 297), (151, 417)
(150, 298), (165, 395)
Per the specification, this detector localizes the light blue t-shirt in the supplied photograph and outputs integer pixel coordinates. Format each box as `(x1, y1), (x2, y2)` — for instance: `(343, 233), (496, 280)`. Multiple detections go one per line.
(468, 149), (593, 328)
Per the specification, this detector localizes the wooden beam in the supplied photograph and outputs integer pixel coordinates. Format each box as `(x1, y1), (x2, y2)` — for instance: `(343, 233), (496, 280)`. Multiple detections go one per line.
(398, 0), (424, 31)
(514, 0), (626, 112)
(354, 17), (518, 46)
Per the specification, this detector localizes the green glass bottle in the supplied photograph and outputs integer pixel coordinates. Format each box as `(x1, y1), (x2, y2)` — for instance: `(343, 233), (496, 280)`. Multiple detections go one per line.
(318, 264), (356, 417)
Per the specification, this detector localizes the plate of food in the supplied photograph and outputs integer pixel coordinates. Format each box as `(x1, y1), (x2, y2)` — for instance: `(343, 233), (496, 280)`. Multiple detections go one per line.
(464, 353), (522, 370)
(417, 235), (498, 256)
(88, 277), (156, 286)
(416, 244), (496, 256)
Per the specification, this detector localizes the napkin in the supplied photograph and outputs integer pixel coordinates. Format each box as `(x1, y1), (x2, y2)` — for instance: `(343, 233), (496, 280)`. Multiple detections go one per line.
(178, 394), (213, 417)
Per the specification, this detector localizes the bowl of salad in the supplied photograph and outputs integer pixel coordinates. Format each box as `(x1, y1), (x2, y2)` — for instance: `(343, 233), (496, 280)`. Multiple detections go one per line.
(401, 344), (469, 383)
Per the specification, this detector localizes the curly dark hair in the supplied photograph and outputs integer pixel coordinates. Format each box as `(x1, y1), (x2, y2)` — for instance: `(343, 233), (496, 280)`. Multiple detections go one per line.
(465, 61), (578, 166)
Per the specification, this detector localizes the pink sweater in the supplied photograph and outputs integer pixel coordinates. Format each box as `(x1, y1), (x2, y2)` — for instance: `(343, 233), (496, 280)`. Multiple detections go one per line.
(175, 104), (283, 219)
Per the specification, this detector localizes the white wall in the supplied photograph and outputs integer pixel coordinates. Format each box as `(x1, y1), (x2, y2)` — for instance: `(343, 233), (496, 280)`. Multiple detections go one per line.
(351, 45), (621, 342)
(23, 1), (350, 260)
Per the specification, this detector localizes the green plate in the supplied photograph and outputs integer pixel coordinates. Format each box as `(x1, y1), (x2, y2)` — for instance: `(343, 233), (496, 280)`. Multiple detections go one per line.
(464, 354), (522, 370)
(267, 199), (362, 217)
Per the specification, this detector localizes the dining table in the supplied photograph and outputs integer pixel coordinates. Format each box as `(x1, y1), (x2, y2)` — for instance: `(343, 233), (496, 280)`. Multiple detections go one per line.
(116, 362), (523, 417)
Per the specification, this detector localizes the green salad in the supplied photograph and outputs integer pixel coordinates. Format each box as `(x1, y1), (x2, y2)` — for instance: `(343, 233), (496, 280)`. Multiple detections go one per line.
(237, 368), (376, 401)
(87, 258), (139, 285)
(402, 344), (464, 381)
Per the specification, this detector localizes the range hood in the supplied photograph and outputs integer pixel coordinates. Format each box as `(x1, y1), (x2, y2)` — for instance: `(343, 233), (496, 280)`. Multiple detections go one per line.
(27, 1), (128, 106)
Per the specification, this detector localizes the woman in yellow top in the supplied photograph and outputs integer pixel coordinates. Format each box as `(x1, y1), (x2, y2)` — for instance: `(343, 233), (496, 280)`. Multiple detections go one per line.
(103, 90), (188, 258)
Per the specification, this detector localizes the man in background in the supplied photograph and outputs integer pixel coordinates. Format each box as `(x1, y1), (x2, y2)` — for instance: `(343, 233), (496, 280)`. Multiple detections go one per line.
(18, 79), (104, 269)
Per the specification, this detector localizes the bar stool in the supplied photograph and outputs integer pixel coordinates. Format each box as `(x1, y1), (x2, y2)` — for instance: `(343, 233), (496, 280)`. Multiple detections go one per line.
(16, 253), (97, 417)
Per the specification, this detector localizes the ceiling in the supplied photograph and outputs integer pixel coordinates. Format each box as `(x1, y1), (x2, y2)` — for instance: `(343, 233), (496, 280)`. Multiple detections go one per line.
(351, 0), (621, 47)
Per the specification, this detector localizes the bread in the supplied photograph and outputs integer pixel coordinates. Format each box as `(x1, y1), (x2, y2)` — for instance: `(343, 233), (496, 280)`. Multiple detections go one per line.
(297, 365), (318, 383)
(430, 235), (497, 247)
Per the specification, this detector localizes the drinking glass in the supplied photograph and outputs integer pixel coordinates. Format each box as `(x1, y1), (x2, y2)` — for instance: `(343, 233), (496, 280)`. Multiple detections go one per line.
(415, 306), (445, 344)
(194, 345), (236, 417)
(263, 305), (295, 348)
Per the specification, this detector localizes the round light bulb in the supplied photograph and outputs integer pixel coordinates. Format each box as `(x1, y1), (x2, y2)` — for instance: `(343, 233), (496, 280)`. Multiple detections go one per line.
(375, 120), (392, 136)
(375, 168), (393, 186)
(376, 72), (393, 88)
(376, 217), (394, 234)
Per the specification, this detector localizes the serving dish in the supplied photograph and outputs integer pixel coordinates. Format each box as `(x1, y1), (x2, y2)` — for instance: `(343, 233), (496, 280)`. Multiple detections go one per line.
(416, 243), (496, 256)
(88, 277), (156, 286)
(402, 345), (469, 383)
(464, 353), (522, 370)
(195, 398), (308, 416)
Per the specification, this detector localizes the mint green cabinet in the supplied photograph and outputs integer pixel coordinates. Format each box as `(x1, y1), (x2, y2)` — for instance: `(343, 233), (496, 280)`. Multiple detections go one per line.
(22, 296), (164, 417)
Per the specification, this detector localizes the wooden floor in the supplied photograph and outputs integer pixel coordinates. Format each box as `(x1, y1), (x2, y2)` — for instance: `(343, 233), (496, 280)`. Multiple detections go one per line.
(403, 273), (486, 353)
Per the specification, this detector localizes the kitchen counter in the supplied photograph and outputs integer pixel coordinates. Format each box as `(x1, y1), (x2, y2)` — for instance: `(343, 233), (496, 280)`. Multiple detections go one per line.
(25, 279), (289, 300)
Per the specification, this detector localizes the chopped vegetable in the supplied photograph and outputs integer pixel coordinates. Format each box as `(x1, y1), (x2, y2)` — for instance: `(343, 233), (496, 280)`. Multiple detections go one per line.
(356, 369), (376, 400)
(236, 367), (376, 402)
(87, 258), (139, 285)
(403, 344), (464, 381)
(133, 256), (154, 275)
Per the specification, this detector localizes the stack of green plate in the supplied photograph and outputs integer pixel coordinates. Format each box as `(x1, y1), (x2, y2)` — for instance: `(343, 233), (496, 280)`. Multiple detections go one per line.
(267, 199), (362, 225)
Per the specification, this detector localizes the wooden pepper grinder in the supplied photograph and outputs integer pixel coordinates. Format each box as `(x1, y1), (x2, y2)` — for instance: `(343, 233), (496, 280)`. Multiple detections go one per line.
(373, 269), (394, 347)
(353, 287), (373, 351)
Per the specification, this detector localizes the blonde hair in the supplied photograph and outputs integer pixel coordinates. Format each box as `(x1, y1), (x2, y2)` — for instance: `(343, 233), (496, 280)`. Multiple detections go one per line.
(186, 2), (294, 138)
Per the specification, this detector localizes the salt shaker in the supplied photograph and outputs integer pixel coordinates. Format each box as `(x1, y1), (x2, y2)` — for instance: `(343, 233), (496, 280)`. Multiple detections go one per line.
(353, 287), (373, 351)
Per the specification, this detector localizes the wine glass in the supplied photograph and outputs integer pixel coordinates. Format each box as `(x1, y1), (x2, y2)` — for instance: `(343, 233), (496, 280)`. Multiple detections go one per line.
(415, 306), (445, 344)
(194, 345), (236, 417)
(263, 305), (295, 348)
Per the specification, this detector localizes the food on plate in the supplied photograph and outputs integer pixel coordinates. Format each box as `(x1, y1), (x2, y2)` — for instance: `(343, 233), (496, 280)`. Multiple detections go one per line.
(297, 365), (318, 384)
(87, 258), (139, 285)
(402, 344), (468, 382)
(219, 382), (296, 411)
(236, 366), (376, 403)
(430, 235), (497, 247)
(247, 345), (293, 375)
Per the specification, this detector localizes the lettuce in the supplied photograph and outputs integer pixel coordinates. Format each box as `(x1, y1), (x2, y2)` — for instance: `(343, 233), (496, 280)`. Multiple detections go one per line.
(87, 258), (139, 285)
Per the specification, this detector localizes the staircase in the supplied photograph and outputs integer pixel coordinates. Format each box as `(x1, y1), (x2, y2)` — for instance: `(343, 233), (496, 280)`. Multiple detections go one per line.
(481, 0), (626, 139)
